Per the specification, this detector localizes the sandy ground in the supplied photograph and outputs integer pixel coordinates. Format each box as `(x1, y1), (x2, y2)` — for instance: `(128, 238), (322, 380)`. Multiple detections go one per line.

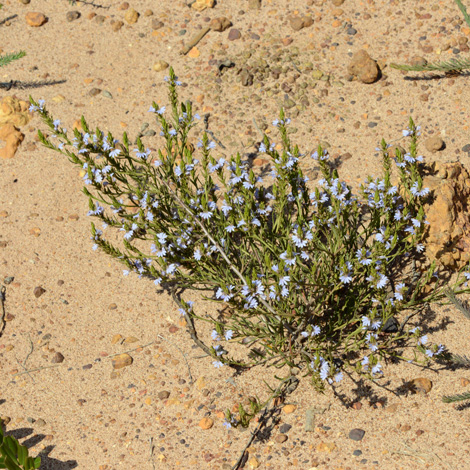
(1, 0), (470, 469)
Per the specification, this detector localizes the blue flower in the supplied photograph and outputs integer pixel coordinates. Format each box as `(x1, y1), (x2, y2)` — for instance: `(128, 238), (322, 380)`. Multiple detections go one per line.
(213, 360), (224, 368)
(376, 274), (388, 289)
(199, 211), (213, 220)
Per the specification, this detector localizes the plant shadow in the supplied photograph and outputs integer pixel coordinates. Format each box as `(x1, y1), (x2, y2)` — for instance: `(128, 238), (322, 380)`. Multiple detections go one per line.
(0, 79), (67, 91)
(3, 427), (78, 469)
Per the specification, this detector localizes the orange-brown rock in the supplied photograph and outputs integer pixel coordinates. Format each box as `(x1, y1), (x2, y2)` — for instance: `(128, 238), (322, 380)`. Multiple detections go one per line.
(25, 12), (47, 27)
(191, 0), (215, 11)
(347, 50), (381, 84)
(0, 96), (33, 127)
(0, 124), (24, 159)
(422, 161), (470, 269)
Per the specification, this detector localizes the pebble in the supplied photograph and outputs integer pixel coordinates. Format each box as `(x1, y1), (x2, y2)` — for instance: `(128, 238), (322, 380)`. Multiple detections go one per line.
(152, 19), (164, 30)
(111, 334), (122, 344)
(191, 0), (215, 12)
(102, 90), (113, 99)
(109, 303), (117, 310)
(462, 144), (470, 153)
(210, 17), (232, 32)
(153, 60), (169, 72)
(118, 2), (129, 10)
(19, 0), (31, 4)
(94, 15), (106, 24)
(279, 423), (292, 433)
(349, 428), (365, 441)
(275, 434), (288, 443)
(240, 69), (254, 86)
(409, 377), (432, 394)
(111, 20), (124, 32)
(33, 286), (46, 298)
(66, 11), (81, 22)
(332, 0), (345, 5)
(410, 56), (428, 67)
(425, 136), (445, 153)
(35, 418), (46, 427)
(460, 377), (470, 387)
(347, 50), (380, 84)
(89, 88), (101, 97)
(228, 28), (242, 41)
(124, 8), (139, 24)
(316, 441), (337, 452)
(248, 457), (260, 469)
(25, 12), (47, 27)
(312, 69), (324, 80)
(347, 27), (357, 35)
(353, 449), (363, 456)
(283, 404), (296, 414)
(199, 417), (214, 429)
(111, 353), (133, 370)
(123, 336), (139, 344)
(158, 390), (171, 400)
(51, 352), (65, 363)
(289, 16), (314, 31)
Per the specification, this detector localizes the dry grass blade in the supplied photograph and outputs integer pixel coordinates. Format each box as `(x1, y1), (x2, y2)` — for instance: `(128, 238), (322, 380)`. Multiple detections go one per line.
(444, 288), (470, 320)
(391, 441), (455, 470)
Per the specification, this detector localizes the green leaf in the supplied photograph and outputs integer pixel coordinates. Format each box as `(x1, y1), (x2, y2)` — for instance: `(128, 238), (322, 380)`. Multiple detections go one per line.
(0, 51), (26, 68)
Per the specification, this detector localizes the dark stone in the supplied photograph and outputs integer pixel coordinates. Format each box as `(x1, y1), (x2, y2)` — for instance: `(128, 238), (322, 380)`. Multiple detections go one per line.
(279, 423), (292, 433)
(368, 122), (378, 128)
(462, 144), (470, 153)
(383, 316), (399, 333)
(353, 449), (363, 456)
(347, 27), (357, 35)
(349, 428), (366, 441)
(33, 286), (46, 298)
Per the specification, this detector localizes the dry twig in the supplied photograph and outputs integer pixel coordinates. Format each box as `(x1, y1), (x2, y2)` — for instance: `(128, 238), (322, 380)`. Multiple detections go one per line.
(0, 285), (6, 339)
(180, 26), (211, 55)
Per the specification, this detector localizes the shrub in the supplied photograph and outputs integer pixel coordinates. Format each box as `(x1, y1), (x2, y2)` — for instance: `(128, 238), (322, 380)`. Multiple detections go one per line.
(0, 420), (41, 470)
(30, 68), (470, 427)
